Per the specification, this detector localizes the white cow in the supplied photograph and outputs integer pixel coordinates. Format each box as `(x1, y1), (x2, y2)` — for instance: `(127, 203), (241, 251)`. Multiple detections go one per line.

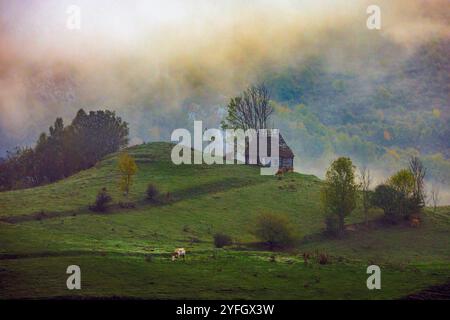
(171, 248), (186, 261)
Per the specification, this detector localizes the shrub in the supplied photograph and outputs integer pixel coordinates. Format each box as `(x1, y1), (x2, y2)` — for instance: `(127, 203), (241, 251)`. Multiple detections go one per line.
(302, 252), (312, 265)
(146, 183), (159, 202)
(253, 213), (296, 249)
(213, 233), (232, 248)
(164, 191), (173, 202)
(118, 201), (135, 209)
(317, 252), (330, 265)
(90, 187), (112, 212)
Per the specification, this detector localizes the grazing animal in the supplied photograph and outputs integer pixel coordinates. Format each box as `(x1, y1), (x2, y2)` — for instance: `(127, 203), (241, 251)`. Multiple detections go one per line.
(172, 248), (186, 261)
(410, 217), (420, 228)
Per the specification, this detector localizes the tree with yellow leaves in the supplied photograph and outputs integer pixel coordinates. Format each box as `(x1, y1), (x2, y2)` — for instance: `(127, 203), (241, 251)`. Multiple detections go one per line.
(118, 152), (138, 197)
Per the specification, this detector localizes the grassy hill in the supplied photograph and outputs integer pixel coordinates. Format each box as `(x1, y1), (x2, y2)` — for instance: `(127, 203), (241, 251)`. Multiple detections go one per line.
(0, 142), (449, 299)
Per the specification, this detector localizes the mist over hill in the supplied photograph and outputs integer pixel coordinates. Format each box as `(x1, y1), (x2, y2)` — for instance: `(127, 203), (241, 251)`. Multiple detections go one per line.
(0, 0), (449, 194)
(268, 38), (450, 177)
(0, 2), (450, 301)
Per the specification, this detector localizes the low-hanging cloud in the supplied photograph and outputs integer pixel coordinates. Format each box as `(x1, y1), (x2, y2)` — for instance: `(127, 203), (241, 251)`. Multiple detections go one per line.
(0, 0), (448, 152)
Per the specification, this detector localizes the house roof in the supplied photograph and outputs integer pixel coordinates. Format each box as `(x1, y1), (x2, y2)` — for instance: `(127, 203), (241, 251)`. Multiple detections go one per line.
(242, 131), (295, 159)
(264, 132), (294, 158)
(278, 134), (294, 158)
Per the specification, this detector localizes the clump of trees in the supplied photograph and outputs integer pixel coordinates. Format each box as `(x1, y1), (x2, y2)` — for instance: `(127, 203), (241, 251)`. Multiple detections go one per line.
(253, 213), (296, 249)
(372, 157), (427, 221)
(0, 109), (129, 191)
(321, 155), (428, 234)
(321, 157), (358, 236)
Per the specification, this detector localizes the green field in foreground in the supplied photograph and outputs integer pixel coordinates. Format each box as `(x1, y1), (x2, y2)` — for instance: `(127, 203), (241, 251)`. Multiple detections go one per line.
(0, 142), (449, 299)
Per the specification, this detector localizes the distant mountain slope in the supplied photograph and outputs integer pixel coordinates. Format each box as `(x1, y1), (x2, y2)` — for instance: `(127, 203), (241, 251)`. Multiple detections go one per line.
(264, 38), (450, 182)
(267, 38), (449, 151)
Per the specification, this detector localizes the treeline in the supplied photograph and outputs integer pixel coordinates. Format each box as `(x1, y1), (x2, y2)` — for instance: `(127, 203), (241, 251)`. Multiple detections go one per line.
(322, 156), (427, 236)
(0, 109), (129, 191)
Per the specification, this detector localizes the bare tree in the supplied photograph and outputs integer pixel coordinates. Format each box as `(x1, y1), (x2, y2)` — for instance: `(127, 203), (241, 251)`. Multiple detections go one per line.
(430, 183), (440, 213)
(359, 166), (372, 226)
(409, 156), (427, 209)
(221, 84), (274, 130)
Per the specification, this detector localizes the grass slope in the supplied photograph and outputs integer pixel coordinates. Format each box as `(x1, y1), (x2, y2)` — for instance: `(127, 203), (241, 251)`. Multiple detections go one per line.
(0, 142), (449, 299)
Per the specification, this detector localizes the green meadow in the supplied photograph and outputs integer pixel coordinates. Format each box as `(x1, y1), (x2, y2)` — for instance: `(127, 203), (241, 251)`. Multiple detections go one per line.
(0, 142), (449, 299)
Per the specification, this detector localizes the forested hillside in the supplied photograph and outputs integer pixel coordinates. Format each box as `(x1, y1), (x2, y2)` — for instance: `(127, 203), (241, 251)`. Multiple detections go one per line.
(266, 38), (449, 182)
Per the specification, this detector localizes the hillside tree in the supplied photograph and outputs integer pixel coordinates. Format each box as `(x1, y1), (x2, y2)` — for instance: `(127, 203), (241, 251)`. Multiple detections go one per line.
(71, 109), (129, 167)
(409, 156), (426, 210)
(321, 157), (358, 235)
(118, 152), (138, 197)
(221, 84), (274, 130)
(359, 166), (372, 226)
(387, 169), (415, 217)
(372, 184), (400, 217)
(430, 183), (440, 213)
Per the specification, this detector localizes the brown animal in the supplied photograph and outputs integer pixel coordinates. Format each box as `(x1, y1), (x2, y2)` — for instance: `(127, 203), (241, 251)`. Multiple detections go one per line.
(410, 217), (420, 228)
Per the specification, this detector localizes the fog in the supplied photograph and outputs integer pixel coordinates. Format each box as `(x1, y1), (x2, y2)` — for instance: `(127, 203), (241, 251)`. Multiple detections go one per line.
(0, 0), (448, 201)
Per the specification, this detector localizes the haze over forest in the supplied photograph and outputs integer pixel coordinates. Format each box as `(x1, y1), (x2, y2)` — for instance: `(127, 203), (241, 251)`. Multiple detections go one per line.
(0, 0), (449, 200)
